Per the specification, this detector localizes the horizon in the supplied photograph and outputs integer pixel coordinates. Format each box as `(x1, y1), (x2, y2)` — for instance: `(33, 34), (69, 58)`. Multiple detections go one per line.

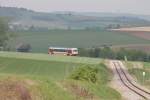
(0, 0), (150, 15)
(1, 6), (150, 16)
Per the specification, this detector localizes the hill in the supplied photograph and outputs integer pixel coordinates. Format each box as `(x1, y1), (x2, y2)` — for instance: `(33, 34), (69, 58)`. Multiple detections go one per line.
(78, 12), (150, 21)
(0, 51), (121, 100)
(1, 7), (150, 29)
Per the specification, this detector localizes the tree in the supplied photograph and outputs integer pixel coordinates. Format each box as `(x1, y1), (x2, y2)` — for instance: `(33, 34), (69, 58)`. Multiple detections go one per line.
(93, 48), (100, 57)
(0, 17), (9, 49)
(99, 47), (115, 59)
(116, 24), (121, 29)
(16, 43), (31, 52)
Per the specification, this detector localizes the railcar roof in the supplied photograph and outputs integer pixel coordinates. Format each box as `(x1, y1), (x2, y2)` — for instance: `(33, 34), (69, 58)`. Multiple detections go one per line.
(49, 47), (78, 50)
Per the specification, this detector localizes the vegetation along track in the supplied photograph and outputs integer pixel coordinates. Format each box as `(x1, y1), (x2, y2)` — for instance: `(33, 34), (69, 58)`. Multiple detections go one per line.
(112, 61), (150, 100)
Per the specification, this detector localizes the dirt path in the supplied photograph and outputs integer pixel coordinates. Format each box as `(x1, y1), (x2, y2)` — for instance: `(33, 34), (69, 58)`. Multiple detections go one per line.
(108, 60), (150, 100)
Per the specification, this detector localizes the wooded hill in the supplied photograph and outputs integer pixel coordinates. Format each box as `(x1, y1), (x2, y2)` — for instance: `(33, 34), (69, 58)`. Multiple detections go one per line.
(1, 7), (150, 29)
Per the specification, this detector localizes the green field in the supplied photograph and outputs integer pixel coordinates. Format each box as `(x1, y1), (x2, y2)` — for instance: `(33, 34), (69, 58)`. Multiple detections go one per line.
(0, 51), (101, 64)
(0, 51), (121, 100)
(11, 30), (150, 53)
(0, 52), (101, 80)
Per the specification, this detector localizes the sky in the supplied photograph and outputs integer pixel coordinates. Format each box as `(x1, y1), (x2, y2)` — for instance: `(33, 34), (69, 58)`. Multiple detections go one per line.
(0, 0), (150, 15)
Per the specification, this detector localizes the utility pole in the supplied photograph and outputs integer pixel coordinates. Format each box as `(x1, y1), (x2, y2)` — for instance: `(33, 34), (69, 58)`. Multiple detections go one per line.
(142, 71), (145, 85)
(124, 56), (128, 62)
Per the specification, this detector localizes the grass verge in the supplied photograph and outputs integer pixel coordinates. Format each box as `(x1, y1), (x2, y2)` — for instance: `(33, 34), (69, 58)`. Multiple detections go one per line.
(125, 61), (150, 89)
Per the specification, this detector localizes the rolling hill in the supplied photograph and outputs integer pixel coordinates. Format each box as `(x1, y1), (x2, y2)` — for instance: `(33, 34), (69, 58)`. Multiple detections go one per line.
(1, 7), (150, 29)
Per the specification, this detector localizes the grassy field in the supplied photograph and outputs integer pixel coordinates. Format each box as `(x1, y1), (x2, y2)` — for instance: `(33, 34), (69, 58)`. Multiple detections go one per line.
(11, 30), (150, 53)
(125, 61), (150, 89)
(0, 51), (121, 100)
(0, 51), (101, 64)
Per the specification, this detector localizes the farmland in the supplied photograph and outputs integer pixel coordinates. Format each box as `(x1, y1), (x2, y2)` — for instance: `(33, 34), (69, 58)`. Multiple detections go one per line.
(1, 4), (150, 100)
(111, 27), (150, 41)
(111, 26), (150, 32)
(11, 30), (150, 53)
(0, 51), (121, 100)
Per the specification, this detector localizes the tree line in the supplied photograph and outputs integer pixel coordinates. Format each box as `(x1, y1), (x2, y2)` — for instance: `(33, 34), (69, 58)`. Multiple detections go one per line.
(0, 17), (10, 50)
(79, 47), (150, 62)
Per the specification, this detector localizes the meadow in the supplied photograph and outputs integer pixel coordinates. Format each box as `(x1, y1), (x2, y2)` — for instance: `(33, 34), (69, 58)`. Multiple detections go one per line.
(0, 51), (121, 100)
(11, 30), (150, 53)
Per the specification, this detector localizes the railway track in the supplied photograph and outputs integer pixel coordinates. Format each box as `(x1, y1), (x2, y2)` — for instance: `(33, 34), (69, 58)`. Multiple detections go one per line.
(112, 61), (150, 100)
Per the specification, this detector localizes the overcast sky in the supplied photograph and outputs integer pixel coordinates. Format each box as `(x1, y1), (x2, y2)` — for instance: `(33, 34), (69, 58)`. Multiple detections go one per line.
(0, 0), (150, 15)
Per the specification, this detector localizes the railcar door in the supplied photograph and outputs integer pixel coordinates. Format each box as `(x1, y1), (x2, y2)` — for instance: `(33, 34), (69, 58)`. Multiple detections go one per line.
(67, 49), (72, 56)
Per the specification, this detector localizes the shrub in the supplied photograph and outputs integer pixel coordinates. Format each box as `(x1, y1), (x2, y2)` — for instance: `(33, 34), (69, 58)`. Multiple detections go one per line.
(70, 66), (98, 83)
(16, 43), (31, 52)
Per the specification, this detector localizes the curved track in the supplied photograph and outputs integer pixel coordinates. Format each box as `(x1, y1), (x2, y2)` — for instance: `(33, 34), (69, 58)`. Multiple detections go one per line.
(112, 61), (150, 100)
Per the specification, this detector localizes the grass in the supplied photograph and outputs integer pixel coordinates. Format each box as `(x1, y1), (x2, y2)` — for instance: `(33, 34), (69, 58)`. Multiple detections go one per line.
(0, 75), (76, 100)
(74, 64), (121, 100)
(0, 56), (85, 80)
(125, 61), (150, 89)
(0, 52), (121, 100)
(32, 78), (76, 100)
(10, 30), (150, 53)
(0, 51), (101, 64)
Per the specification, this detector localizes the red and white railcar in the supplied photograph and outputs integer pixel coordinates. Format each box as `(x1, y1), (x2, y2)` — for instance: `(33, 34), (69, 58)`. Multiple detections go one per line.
(48, 47), (78, 56)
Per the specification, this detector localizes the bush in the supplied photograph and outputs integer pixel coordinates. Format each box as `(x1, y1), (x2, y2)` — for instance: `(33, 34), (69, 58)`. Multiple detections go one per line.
(16, 43), (31, 52)
(70, 66), (99, 83)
